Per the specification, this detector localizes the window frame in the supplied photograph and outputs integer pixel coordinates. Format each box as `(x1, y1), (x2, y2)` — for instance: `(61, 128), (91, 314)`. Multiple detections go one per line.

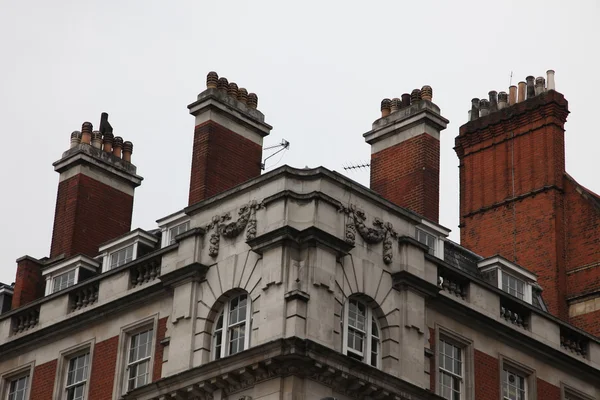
(1, 362), (34, 400)
(109, 244), (135, 270)
(211, 293), (252, 360)
(113, 316), (158, 397)
(498, 355), (536, 400)
(342, 297), (382, 369)
(52, 269), (77, 294)
(54, 340), (94, 400)
(560, 383), (595, 400)
(435, 325), (474, 400)
(168, 221), (190, 245)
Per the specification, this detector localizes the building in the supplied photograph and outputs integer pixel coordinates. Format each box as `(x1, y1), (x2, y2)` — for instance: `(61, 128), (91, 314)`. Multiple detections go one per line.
(0, 71), (598, 400)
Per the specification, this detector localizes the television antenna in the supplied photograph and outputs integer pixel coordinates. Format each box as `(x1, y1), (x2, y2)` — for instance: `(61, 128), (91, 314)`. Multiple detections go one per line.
(261, 139), (290, 170)
(342, 161), (370, 172)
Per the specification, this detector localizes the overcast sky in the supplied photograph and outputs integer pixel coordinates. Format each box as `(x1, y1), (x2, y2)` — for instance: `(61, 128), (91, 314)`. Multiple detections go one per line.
(1, 1), (598, 285)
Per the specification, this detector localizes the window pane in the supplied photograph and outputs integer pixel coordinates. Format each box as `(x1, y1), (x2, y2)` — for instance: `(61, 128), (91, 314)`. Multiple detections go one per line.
(8, 375), (28, 400)
(110, 245), (134, 269)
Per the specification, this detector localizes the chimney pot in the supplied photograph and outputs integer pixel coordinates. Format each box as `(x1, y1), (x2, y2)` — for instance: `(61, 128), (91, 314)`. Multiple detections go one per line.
(113, 136), (124, 158)
(81, 122), (93, 144)
(421, 85), (433, 101)
(535, 76), (545, 95)
(91, 131), (102, 149)
(401, 93), (411, 108)
(122, 141), (133, 162)
(517, 81), (526, 103)
(509, 85), (517, 105)
(488, 90), (498, 112)
(228, 82), (239, 99)
(247, 93), (258, 109)
(547, 69), (556, 91)
(217, 77), (229, 91)
(381, 98), (391, 117)
(390, 98), (401, 113)
(498, 91), (508, 109)
(479, 99), (490, 117)
(238, 88), (248, 104)
(70, 131), (82, 148)
(470, 98), (480, 121)
(206, 71), (219, 89)
(410, 89), (422, 104)
(102, 132), (114, 153)
(526, 76), (535, 99)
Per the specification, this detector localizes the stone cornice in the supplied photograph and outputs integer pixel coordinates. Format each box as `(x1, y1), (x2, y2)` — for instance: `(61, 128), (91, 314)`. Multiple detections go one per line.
(124, 338), (444, 400)
(183, 166), (447, 231)
(247, 226), (354, 258)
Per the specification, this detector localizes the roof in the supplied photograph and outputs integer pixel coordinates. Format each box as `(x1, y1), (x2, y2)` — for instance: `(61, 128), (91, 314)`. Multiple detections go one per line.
(443, 239), (548, 311)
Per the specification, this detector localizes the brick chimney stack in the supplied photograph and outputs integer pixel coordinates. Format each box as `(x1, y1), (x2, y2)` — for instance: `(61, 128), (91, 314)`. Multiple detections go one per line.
(455, 71), (570, 319)
(364, 86), (449, 222)
(50, 114), (143, 260)
(187, 72), (272, 206)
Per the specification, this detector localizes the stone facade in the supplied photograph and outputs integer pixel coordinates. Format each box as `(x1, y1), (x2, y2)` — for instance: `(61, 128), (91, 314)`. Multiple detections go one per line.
(1, 167), (599, 399)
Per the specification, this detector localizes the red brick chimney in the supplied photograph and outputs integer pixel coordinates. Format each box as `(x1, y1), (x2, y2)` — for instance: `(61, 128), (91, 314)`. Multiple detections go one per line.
(50, 114), (143, 259)
(187, 72), (272, 206)
(364, 86), (448, 222)
(11, 256), (44, 309)
(455, 72), (571, 319)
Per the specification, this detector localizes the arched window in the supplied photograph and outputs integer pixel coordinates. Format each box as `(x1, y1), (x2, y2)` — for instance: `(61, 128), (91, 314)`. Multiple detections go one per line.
(212, 293), (251, 360)
(343, 298), (381, 368)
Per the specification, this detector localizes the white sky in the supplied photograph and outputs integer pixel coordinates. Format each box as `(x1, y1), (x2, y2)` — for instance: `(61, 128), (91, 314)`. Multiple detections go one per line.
(1, 0), (599, 285)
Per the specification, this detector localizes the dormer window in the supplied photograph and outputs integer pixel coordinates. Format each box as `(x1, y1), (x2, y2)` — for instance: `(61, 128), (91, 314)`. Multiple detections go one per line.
(168, 221), (190, 245)
(157, 211), (190, 248)
(43, 256), (100, 296)
(416, 227), (437, 255)
(502, 272), (526, 301)
(478, 256), (537, 304)
(99, 229), (158, 273)
(109, 245), (134, 269)
(52, 270), (76, 292)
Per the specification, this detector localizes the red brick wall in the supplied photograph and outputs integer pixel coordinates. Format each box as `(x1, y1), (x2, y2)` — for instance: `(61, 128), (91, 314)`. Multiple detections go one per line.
(474, 350), (499, 400)
(50, 174), (134, 259)
(370, 133), (440, 222)
(428, 327), (435, 392)
(11, 258), (44, 309)
(153, 317), (168, 381)
(30, 359), (57, 400)
(538, 378), (561, 400)
(456, 91), (570, 319)
(570, 308), (600, 335)
(188, 120), (262, 206)
(89, 336), (119, 400)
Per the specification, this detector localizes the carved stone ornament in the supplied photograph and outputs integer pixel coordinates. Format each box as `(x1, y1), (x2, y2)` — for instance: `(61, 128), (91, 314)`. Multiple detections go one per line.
(341, 204), (397, 264)
(206, 200), (263, 257)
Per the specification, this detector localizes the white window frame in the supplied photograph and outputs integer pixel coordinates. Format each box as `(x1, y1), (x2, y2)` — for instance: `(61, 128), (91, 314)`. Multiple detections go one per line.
(501, 272), (527, 301)
(109, 245), (134, 270)
(168, 221), (190, 245)
(113, 316), (158, 397)
(53, 340), (94, 400)
(435, 325), (474, 400)
(211, 293), (252, 360)
(125, 329), (154, 391)
(478, 256), (536, 304)
(415, 223), (445, 259)
(1, 362), (34, 400)
(342, 297), (381, 369)
(42, 256), (99, 296)
(157, 211), (190, 248)
(52, 269), (77, 294)
(499, 355), (536, 400)
(99, 229), (158, 273)
(561, 383), (595, 400)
